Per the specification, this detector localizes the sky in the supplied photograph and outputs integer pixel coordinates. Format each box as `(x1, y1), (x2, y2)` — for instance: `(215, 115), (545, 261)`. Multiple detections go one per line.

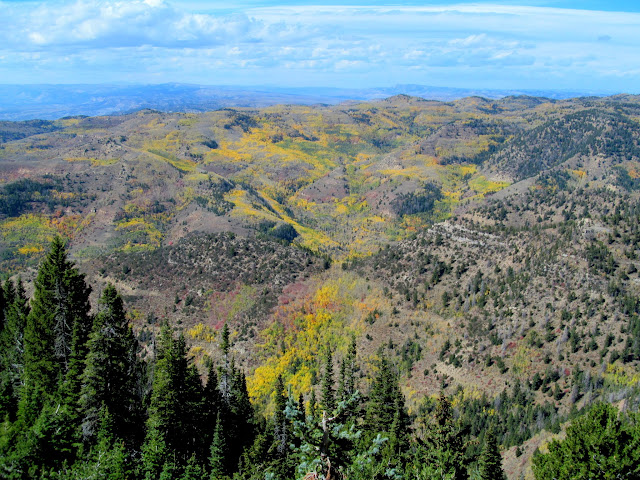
(0, 0), (639, 93)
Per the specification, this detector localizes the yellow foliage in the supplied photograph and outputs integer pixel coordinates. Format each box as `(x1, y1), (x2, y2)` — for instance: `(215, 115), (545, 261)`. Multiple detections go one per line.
(52, 191), (76, 200)
(187, 323), (217, 343)
(468, 175), (510, 195)
(18, 245), (43, 255)
(604, 363), (640, 387)
(115, 217), (162, 249)
(247, 275), (368, 409)
(335, 203), (348, 215)
(65, 157), (119, 167)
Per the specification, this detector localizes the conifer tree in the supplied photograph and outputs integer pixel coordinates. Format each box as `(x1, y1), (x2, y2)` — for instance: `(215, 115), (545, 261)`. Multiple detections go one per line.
(419, 394), (468, 480)
(142, 325), (205, 471)
(478, 428), (505, 480)
(203, 362), (223, 448)
(0, 278), (29, 420)
(219, 323), (231, 401)
(364, 354), (409, 441)
(20, 237), (92, 424)
(80, 284), (142, 447)
(182, 454), (206, 480)
(337, 335), (357, 402)
(272, 375), (292, 479)
(309, 389), (318, 420)
(321, 345), (335, 413)
(224, 367), (255, 471)
(209, 412), (227, 479)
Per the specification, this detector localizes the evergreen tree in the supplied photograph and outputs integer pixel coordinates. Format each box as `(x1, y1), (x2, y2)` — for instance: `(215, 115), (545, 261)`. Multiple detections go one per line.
(79, 284), (142, 447)
(19, 237), (92, 424)
(272, 375), (292, 479)
(337, 336), (357, 403)
(0, 278), (29, 421)
(309, 389), (318, 420)
(478, 428), (505, 480)
(532, 403), (640, 479)
(219, 323), (231, 402)
(209, 412), (227, 480)
(182, 454), (206, 480)
(224, 366), (255, 471)
(363, 354), (410, 475)
(418, 394), (468, 480)
(363, 354), (409, 442)
(321, 345), (335, 413)
(203, 362), (223, 449)
(142, 325), (205, 472)
(53, 407), (130, 480)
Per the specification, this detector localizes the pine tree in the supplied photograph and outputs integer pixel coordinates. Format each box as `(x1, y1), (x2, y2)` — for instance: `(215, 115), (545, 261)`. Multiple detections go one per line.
(309, 389), (318, 420)
(225, 367), (255, 471)
(142, 325), (205, 471)
(209, 412), (227, 480)
(532, 403), (640, 479)
(182, 454), (206, 480)
(219, 323), (231, 402)
(0, 278), (29, 421)
(203, 362), (223, 449)
(478, 428), (505, 480)
(80, 284), (142, 447)
(363, 353), (410, 473)
(20, 237), (92, 424)
(272, 375), (292, 479)
(419, 393), (468, 480)
(363, 354), (409, 441)
(321, 345), (335, 413)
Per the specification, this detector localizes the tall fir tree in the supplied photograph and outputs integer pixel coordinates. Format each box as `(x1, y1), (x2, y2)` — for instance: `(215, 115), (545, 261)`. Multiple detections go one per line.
(271, 375), (292, 479)
(478, 428), (505, 480)
(0, 278), (29, 421)
(363, 354), (409, 441)
(19, 236), (92, 425)
(321, 345), (335, 414)
(418, 393), (468, 480)
(209, 412), (227, 480)
(337, 335), (357, 403)
(142, 325), (205, 473)
(79, 284), (143, 447)
(203, 362), (223, 449)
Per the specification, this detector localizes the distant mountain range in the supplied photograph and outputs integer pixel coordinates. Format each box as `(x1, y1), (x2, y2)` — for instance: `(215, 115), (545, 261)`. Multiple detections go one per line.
(0, 83), (612, 120)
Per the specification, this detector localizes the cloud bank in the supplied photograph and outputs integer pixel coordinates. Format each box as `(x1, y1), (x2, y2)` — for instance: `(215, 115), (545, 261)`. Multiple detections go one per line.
(0, 1), (639, 92)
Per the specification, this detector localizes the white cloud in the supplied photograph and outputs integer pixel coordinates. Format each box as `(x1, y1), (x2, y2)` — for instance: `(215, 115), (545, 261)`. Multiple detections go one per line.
(1, 1), (640, 92)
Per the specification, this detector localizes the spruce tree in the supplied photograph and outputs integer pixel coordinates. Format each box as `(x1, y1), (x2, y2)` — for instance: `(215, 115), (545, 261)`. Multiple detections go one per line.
(209, 412), (227, 479)
(0, 278), (29, 420)
(321, 345), (335, 413)
(80, 284), (142, 447)
(272, 375), (292, 478)
(20, 236), (92, 424)
(478, 428), (505, 480)
(203, 362), (223, 449)
(224, 367), (255, 472)
(142, 325), (205, 471)
(363, 354), (408, 440)
(420, 394), (468, 480)
(182, 454), (206, 480)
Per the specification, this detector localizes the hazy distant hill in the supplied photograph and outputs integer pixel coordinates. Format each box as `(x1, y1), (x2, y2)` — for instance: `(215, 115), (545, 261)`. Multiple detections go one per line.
(0, 83), (607, 120)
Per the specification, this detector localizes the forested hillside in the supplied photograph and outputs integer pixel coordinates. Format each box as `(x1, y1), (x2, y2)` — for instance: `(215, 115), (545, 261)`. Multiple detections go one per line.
(1, 95), (640, 479)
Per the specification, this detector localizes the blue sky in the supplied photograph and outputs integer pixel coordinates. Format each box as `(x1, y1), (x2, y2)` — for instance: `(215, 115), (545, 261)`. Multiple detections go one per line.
(0, 1), (639, 93)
